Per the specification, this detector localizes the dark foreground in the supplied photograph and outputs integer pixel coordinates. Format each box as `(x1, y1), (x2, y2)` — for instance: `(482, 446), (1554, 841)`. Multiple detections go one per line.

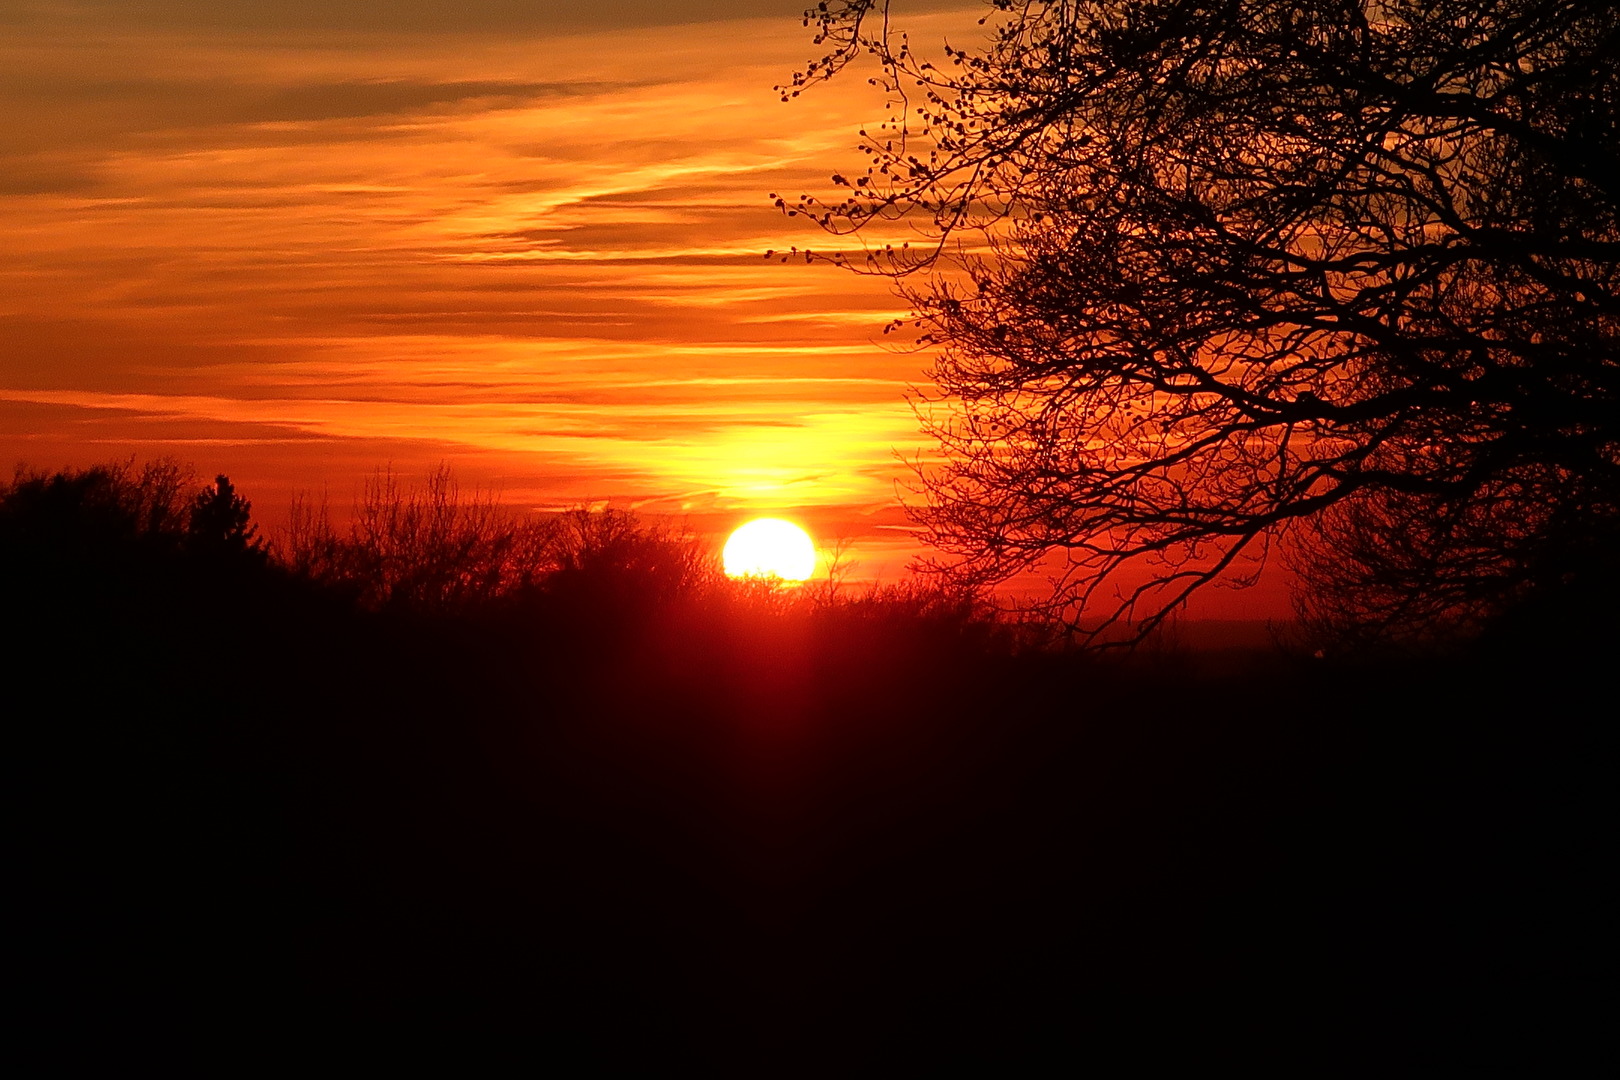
(11, 551), (1611, 1073)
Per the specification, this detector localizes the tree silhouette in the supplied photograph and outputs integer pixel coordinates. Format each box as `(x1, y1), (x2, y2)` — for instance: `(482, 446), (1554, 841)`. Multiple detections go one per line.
(276, 467), (717, 616)
(187, 474), (262, 559)
(785, 0), (1620, 644)
(1, 459), (195, 559)
(541, 506), (717, 611)
(280, 466), (554, 612)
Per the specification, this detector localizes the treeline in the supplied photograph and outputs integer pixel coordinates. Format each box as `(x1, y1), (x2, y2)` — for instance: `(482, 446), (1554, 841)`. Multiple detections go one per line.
(1, 458), (1005, 638)
(7, 459), (1606, 1071)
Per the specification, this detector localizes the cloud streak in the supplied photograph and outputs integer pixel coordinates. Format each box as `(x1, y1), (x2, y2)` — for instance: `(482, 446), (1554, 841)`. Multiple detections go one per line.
(1, 5), (997, 574)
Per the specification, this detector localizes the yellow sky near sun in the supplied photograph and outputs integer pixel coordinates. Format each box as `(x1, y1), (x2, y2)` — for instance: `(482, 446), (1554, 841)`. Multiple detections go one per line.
(1, 1), (1000, 579)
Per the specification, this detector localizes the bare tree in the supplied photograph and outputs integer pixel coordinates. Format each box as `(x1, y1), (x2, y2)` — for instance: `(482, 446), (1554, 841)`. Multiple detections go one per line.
(278, 469), (719, 616)
(784, 0), (1620, 645)
(541, 506), (718, 609)
(280, 466), (553, 613)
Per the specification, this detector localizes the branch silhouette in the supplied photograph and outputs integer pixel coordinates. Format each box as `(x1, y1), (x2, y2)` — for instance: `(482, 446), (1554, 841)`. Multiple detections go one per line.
(784, 0), (1620, 647)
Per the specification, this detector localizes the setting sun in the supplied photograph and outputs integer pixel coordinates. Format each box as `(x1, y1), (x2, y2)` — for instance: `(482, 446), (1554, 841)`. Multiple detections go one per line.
(722, 518), (817, 581)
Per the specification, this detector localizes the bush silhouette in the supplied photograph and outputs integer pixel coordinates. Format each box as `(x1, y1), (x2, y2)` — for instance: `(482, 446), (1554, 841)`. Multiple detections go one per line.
(2, 458), (193, 559)
(538, 506), (718, 616)
(280, 465), (554, 612)
(278, 465), (728, 622)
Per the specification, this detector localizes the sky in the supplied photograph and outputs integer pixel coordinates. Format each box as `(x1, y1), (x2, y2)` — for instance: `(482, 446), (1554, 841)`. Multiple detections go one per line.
(0, 0), (1292, 614)
(0, 1), (1001, 578)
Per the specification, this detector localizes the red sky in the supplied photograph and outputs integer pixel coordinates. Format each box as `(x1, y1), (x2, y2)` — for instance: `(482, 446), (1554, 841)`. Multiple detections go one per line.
(0, 0), (1291, 615)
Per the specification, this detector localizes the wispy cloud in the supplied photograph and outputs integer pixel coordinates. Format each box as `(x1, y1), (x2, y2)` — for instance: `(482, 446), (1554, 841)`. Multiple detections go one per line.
(0, 3), (988, 575)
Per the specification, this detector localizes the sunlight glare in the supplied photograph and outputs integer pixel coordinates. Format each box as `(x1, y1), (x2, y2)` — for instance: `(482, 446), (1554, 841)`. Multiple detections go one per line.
(722, 518), (816, 581)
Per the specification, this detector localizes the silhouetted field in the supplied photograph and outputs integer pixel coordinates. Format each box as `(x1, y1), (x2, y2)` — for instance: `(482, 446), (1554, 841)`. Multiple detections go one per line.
(7, 465), (1609, 1071)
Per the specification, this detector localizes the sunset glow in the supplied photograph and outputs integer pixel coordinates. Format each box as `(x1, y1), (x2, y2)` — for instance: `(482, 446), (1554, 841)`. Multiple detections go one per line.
(0, 2), (991, 582)
(0, 1), (1298, 615)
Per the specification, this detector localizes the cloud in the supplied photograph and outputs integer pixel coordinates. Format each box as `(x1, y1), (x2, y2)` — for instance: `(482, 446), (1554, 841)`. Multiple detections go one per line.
(11, 76), (612, 124)
(0, 1), (990, 583)
(16, 1), (814, 34)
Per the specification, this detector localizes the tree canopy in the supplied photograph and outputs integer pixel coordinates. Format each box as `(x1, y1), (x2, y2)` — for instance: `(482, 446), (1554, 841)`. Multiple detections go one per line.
(785, 0), (1620, 645)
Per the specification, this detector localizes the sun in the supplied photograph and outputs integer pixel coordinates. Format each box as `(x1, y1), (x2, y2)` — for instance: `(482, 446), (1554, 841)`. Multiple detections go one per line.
(723, 518), (817, 581)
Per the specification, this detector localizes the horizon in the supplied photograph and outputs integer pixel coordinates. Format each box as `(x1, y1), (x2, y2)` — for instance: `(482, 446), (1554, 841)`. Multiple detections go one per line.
(1, 2), (965, 584)
(0, 0), (1294, 616)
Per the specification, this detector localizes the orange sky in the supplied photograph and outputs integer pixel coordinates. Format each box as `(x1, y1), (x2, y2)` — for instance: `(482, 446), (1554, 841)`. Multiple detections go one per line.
(0, 1), (1291, 614)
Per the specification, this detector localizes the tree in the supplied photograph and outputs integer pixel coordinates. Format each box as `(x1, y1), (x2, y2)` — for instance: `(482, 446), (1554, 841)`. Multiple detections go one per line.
(784, 0), (1620, 645)
(0, 459), (275, 635)
(277, 467), (715, 616)
(539, 507), (718, 615)
(188, 474), (262, 560)
(1, 458), (195, 558)
(281, 466), (554, 613)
